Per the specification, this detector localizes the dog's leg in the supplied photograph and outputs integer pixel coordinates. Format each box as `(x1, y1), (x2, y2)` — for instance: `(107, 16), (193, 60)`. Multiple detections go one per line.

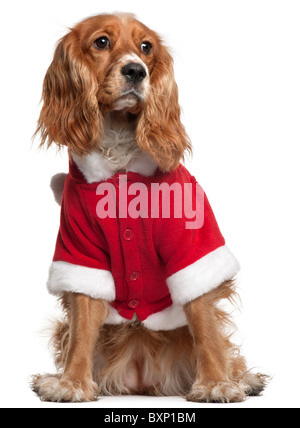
(184, 288), (246, 403)
(32, 293), (109, 402)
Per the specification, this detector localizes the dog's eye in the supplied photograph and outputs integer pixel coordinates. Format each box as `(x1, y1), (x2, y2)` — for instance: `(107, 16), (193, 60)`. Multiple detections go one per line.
(94, 36), (110, 50)
(141, 42), (152, 55)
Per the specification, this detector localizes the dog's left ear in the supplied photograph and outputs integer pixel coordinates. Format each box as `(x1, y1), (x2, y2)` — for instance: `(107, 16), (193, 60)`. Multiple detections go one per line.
(136, 43), (192, 172)
(35, 29), (104, 156)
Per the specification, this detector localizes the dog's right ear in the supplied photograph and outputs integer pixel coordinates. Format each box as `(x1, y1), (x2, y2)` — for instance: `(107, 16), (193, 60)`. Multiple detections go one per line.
(136, 42), (192, 173)
(35, 30), (104, 156)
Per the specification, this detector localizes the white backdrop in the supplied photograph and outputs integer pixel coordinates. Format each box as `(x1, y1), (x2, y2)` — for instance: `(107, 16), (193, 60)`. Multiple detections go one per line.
(1, 0), (299, 408)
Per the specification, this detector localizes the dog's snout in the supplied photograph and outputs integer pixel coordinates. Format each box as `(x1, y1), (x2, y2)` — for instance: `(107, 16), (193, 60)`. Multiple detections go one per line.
(121, 63), (147, 84)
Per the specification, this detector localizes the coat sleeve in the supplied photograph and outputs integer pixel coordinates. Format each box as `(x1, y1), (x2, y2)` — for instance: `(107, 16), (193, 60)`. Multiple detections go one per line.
(156, 181), (240, 305)
(46, 177), (115, 301)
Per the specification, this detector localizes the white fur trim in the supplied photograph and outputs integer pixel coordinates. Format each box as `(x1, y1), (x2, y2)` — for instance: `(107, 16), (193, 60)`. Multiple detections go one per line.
(47, 261), (116, 301)
(72, 152), (116, 184)
(167, 245), (240, 305)
(142, 304), (187, 331)
(72, 150), (157, 184)
(103, 304), (187, 331)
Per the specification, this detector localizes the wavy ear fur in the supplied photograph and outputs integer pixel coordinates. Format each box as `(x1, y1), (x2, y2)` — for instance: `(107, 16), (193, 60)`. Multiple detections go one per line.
(136, 44), (192, 172)
(35, 30), (103, 155)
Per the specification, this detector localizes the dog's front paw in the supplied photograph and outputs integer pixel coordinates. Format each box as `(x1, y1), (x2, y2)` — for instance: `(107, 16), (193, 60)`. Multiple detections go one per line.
(239, 371), (270, 396)
(185, 381), (246, 403)
(31, 373), (99, 403)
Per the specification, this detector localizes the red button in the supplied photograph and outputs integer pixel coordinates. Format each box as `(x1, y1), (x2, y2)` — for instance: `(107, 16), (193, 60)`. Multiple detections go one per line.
(128, 300), (140, 309)
(130, 272), (140, 281)
(123, 229), (134, 241)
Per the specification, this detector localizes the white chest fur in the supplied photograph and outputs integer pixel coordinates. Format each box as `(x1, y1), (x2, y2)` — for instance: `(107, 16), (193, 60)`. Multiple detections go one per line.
(73, 119), (157, 183)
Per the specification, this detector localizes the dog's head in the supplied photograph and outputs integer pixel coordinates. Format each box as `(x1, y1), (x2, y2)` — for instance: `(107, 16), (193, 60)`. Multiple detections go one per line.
(36, 13), (191, 172)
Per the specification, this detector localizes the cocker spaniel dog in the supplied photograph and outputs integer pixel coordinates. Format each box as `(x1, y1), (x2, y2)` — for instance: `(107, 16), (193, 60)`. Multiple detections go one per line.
(32, 13), (268, 403)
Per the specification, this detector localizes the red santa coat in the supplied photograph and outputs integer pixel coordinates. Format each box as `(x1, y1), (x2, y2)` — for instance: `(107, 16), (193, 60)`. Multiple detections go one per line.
(47, 160), (239, 331)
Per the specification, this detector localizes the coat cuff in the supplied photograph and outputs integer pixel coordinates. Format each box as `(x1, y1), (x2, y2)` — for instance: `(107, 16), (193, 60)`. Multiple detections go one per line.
(166, 245), (240, 305)
(47, 261), (116, 301)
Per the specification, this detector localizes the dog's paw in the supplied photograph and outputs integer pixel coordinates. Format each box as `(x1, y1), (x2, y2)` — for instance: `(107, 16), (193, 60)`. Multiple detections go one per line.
(185, 381), (246, 403)
(239, 371), (270, 397)
(31, 373), (99, 403)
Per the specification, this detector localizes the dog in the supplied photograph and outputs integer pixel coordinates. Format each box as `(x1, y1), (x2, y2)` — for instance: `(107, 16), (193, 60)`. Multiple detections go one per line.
(32, 13), (268, 403)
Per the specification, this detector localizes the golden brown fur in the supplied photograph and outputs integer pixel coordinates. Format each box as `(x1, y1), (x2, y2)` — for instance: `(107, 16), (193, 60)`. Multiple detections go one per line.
(33, 281), (267, 402)
(32, 13), (268, 403)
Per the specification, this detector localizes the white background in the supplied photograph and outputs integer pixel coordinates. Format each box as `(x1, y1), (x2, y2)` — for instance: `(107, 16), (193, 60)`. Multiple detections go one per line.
(0, 0), (299, 409)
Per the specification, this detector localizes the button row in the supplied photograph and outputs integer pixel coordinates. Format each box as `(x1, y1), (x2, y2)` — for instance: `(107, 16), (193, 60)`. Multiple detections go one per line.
(122, 227), (140, 310)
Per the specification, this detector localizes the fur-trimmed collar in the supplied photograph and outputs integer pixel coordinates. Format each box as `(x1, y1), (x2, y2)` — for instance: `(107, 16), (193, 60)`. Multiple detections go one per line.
(72, 149), (158, 184)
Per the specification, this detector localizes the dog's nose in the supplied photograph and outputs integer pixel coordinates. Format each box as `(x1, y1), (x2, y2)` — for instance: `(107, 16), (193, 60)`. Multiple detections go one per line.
(121, 63), (147, 84)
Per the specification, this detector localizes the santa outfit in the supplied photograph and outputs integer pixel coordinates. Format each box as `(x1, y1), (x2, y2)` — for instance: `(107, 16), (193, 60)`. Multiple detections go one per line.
(47, 159), (239, 331)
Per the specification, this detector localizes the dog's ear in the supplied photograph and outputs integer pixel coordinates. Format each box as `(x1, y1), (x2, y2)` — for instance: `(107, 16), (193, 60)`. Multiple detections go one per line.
(136, 43), (192, 172)
(35, 30), (104, 155)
